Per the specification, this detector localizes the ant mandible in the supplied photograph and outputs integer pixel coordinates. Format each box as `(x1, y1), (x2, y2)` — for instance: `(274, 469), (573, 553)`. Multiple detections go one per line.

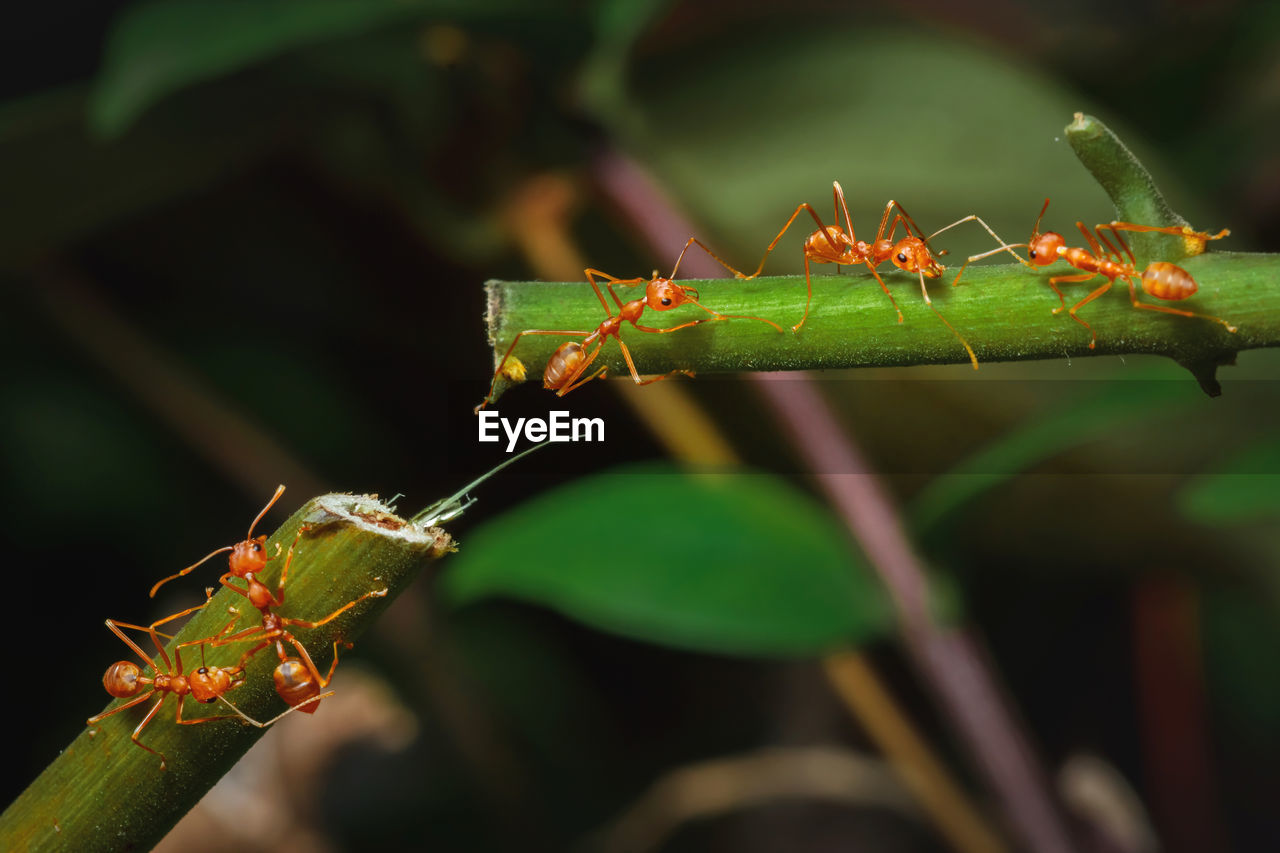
(959, 199), (1237, 348)
(476, 266), (784, 411)
(190, 526), (387, 714)
(88, 605), (327, 769)
(148, 485), (287, 599)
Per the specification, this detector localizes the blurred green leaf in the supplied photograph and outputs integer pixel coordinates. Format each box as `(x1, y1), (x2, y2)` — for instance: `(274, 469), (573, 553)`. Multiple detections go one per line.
(443, 464), (893, 656)
(909, 371), (1199, 536)
(1178, 440), (1280, 524)
(93, 0), (440, 137)
(579, 0), (673, 117)
(599, 24), (1213, 270)
(92, 0), (580, 138)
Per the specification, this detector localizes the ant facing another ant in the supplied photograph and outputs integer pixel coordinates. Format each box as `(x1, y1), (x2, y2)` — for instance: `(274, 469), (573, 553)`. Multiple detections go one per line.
(959, 199), (1237, 348)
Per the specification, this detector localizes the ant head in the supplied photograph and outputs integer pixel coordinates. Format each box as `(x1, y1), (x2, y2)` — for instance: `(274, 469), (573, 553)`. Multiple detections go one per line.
(646, 278), (696, 312)
(1027, 232), (1065, 267)
(103, 661), (142, 698)
(274, 658), (322, 713)
(889, 237), (943, 278)
(189, 665), (234, 703)
(1025, 198), (1062, 267)
(228, 534), (269, 576)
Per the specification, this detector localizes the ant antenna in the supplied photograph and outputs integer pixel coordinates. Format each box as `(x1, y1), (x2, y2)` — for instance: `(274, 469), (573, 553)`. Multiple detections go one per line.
(411, 441), (552, 526)
(247, 485), (286, 538)
(1030, 198), (1051, 242)
(150, 546), (233, 598)
(148, 484), (286, 598)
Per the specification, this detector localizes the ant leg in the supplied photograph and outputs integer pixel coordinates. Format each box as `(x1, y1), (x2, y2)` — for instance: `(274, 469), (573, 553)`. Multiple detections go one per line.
(740, 202), (833, 279)
(861, 262), (904, 323)
(668, 237), (751, 280)
(1093, 227), (1133, 270)
(1124, 278), (1238, 333)
(271, 525), (314, 607)
(147, 601), (212, 649)
(794, 255), (814, 332)
(585, 268), (643, 310)
(231, 638), (273, 672)
(1105, 222), (1229, 255)
(631, 316), (728, 335)
(877, 201), (937, 252)
(282, 634), (332, 691)
(1061, 279), (1113, 349)
(673, 292), (786, 332)
(477, 329), (593, 412)
(106, 619), (167, 674)
(833, 181), (856, 244)
(178, 613), (250, 657)
(1074, 222), (1110, 260)
(280, 587), (389, 630)
(129, 695), (171, 769)
(558, 364), (610, 396)
(616, 339), (695, 387)
(1044, 272), (1097, 314)
(87, 688), (157, 725)
(915, 268), (978, 369)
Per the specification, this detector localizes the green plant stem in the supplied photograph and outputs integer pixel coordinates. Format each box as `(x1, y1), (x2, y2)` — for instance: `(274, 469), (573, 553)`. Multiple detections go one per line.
(1066, 111), (1194, 259)
(483, 249), (1279, 402)
(0, 495), (453, 853)
(486, 113), (1274, 400)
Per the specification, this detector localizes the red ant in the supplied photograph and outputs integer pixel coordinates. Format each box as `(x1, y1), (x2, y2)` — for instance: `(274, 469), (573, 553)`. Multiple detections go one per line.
(192, 526), (387, 714)
(88, 605), (328, 769)
(961, 199), (1237, 348)
(477, 266), (784, 411)
(718, 181), (1011, 367)
(148, 485), (287, 600)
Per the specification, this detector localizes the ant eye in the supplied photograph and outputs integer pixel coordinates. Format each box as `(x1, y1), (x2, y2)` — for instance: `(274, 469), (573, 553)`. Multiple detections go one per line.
(661, 297), (672, 306)
(252, 543), (262, 552)
(897, 253), (907, 263)
(1029, 250), (1037, 258)
(197, 667), (208, 674)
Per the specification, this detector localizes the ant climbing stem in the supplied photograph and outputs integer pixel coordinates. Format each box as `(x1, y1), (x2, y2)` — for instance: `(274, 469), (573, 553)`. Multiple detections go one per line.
(149, 485), (286, 599)
(87, 606), (323, 769)
(953, 199), (1237, 347)
(476, 266), (783, 411)
(724, 181), (1000, 367)
(188, 525), (388, 714)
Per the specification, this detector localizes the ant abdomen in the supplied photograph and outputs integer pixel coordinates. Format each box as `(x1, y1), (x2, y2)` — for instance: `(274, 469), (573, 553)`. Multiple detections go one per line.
(544, 342), (584, 391)
(102, 661), (141, 698)
(274, 659), (322, 713)
(1141, 262), (1198, 301)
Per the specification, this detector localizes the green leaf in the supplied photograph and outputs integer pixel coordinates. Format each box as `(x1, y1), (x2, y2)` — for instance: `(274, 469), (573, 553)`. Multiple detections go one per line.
(1178, 440), (1280, 524)
(909, 370), (1199, 536)
(92, 0), (438, 137)
(443, 464), (894, 656)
